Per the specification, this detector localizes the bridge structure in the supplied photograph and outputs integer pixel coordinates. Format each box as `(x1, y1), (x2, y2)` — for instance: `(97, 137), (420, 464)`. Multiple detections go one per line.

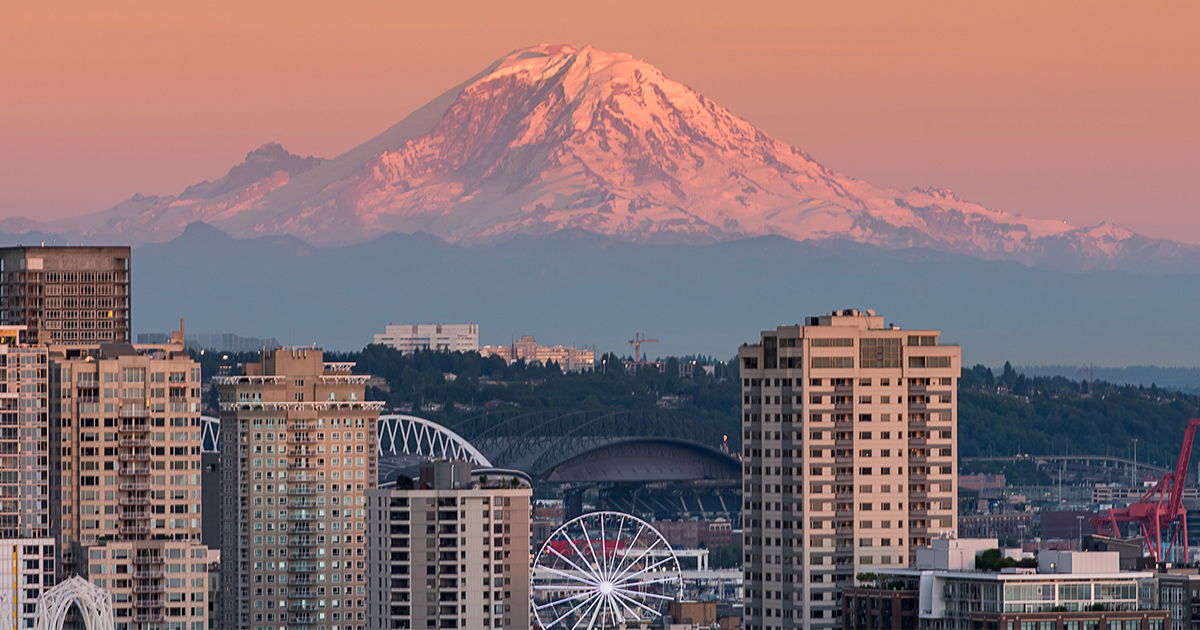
(202, 408), (740, 485)
(961, 454), (1170, 484)
(443, 409), (737, 481)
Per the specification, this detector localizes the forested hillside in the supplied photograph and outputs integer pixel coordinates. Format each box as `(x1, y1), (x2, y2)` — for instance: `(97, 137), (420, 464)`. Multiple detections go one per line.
(194, 346), (1200, 465)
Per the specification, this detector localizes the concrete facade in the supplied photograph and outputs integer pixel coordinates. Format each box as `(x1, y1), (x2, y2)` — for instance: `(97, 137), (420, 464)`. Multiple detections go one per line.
(364, 461), (531, 630)
(0, 327), (50, 540)
(0, 246), (131, 345)
(0, 538), (57, 630)
(738, 308), (961, 630)
(49, 337), (210, 630)
(479, 335), (595, 372)
(215, 349), (382, 630)
(373, 324), (478, 355)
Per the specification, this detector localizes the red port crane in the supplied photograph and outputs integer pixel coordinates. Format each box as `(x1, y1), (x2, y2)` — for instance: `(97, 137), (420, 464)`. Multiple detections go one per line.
(1093, 418), (1200, 563)
(628, 333), (658, 363)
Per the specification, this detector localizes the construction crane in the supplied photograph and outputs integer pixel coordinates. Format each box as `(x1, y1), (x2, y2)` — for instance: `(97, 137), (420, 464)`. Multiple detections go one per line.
(628, 333), (658, 363)
(1093, 418), (1200, 563)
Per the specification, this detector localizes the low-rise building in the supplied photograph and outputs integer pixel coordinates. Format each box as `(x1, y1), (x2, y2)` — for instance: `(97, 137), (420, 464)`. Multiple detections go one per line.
(479, 335), (594, 372)
(374, 323), (479, 354)
(842, 540), (1168, 630)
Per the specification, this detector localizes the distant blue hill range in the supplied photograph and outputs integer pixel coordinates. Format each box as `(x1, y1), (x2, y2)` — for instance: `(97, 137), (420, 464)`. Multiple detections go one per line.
(1, 221), (1196, 368)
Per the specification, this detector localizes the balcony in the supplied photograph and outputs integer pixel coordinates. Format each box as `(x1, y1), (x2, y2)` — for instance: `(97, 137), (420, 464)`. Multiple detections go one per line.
(290, 499), (319, 508)
(288, 512), (318, 521)
(134, 613), (164, 622)
(133, 556), (164, 565)
(133, 584), (164, 594)
(288, 564), (315, 574)
(119, 438), (151, 447)
(289, 576), (318, 585)
(118, 453), (151, 462)
(119, 526), (152, 536)
(289, 602), (320, 611)
(120, 511), (150, 520)
(119, 497), (152, 506)
(118, 467), (151, 476)
(118, 424), (150, 434)
(119, 483), (151, 491)
(288, 436), (317, 444)
(118, 407), (150, 419)
(133, 599), (163, 609)
(289, 537), (321, 547)
(133, 570), (163, 579)
(288, 487), (318, 495)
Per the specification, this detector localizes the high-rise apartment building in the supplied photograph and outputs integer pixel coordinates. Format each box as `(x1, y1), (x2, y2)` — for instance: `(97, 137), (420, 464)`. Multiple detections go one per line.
(0, 246), (132, 345)
(0, 326), (51, 540)
(49, 337), (210, 630)
(0, 537), (56, 629)
(373, 324), (479, 355)
(215, 349), (382, 630)
(364, 460), (531, 630)
(738, 309), (960, 630)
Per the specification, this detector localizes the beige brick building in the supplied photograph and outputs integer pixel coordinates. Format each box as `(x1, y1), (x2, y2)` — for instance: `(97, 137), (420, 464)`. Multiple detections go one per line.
(50, 336), (210, 630)
(215, 349), (382, 630)
(0, 246), (132, 345)
(737, 309), (960, 630)
(364, 460), (531, 630)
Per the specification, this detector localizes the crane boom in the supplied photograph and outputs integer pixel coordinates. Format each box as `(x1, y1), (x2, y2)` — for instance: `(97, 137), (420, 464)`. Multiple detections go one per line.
(1093, 418), (1200, 563)
(628, 333), (659, 363)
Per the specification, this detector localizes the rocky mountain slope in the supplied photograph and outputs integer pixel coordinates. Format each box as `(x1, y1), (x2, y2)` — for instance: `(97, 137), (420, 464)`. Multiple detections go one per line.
(11, 44), (1198, 272)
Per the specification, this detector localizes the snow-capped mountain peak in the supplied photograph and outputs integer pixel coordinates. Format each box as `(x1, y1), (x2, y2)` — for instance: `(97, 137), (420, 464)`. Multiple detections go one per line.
(14, 44), (1197, 272)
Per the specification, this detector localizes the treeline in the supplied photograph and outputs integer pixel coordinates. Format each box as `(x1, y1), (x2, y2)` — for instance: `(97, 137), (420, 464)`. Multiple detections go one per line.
(191, 347), (1200, 468)
(958, 362), (1200, 469)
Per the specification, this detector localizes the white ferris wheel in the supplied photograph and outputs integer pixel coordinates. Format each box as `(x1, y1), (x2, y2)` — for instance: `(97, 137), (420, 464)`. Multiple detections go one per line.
(531, 511), (683, 629)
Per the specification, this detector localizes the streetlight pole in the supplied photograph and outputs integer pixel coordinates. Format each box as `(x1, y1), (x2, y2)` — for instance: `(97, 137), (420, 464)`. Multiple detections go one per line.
(1133, 438), (1138, 488)
(1077, 515), (1085, 551)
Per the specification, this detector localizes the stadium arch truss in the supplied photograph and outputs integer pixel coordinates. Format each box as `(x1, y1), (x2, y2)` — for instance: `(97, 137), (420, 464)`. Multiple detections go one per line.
(376, 414), (492, 467)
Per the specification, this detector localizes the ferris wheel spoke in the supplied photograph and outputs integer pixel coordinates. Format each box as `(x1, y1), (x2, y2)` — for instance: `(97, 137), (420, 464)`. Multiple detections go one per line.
(534, 584), (598, 591)
(610, 516), (627, 579)
(538, 561), (600, 586)
(606, 523), (645, 580)
(535, 590), (598, 611)
(549, 592), (601, 629)
(574, 593), (604, 630)
(611, 530), (661, 584)
(613, 586), (676, 601)
(610, 590), (641, 621)
(611, 588), (664, 617)
(547, 546), (602, 584)
(614, 575), (680, 589)
(561, 532), (603, 583)
(598, 516), (609, 579)
(579, 518), (602, 578)
(615, 553), (674, 585)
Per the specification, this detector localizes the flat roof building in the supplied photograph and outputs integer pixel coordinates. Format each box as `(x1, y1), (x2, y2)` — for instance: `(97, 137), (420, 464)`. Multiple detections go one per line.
(373, 323), (478, 355)
(365, 460), (531, 630)
(738, 308), (961, 630)
(49, 334), (210, 630)
(215, 348), (382, 630)
(0, 245), (131, 344)
(479, 334), (595, 372)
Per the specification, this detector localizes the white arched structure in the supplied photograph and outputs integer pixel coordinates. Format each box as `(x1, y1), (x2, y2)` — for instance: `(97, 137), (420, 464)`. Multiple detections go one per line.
(377, 414), (491, 467)
(201, 415), (220, 453)
(34, 576), (115, 630)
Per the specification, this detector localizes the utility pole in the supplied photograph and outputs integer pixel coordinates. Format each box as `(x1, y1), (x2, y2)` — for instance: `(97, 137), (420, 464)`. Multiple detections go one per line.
(1133, 438), (1139, 487)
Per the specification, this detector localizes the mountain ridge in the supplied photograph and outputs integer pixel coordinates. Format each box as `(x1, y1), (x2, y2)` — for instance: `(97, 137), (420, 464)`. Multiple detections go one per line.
(6, 44), (1198, 273)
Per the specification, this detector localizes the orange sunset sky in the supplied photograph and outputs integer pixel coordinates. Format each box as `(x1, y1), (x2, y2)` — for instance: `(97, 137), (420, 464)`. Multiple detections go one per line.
(1, 1), (1197, 242)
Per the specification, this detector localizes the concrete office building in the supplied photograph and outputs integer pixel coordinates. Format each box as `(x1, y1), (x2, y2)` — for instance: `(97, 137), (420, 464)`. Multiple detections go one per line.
(215, 349), (382, 630)
(737, 308), (960, 630)
(0, 326), (51, 540)
(0, 537), (56, 629)
(364, 460), (531, 630)
(373, 324), (478, 355)
(49, 334), (210, 630)
(0, 246), (132, 344)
